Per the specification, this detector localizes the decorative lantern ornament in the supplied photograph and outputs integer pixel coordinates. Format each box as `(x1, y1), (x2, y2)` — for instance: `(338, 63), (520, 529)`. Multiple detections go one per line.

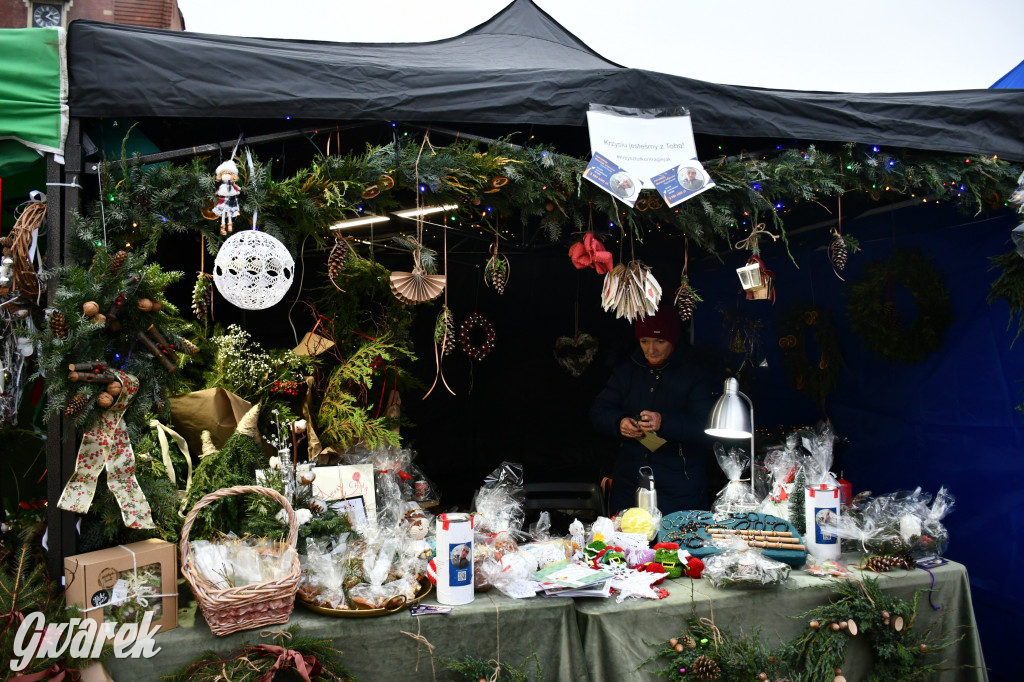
(213, 229), (295, 310)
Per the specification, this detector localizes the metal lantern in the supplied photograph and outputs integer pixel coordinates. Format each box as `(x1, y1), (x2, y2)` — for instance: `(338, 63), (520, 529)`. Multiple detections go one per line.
(735, 262), (763, 290)
(213, 230), (295, 310)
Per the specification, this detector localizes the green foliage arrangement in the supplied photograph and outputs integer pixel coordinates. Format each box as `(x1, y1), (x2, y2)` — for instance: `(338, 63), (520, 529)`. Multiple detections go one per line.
(846, 249), (953, 364)
(776, 305), (843, 413)
(438, 653), (542, 681)
(647, 577), (963, 682)
(166, 626), (355, 682)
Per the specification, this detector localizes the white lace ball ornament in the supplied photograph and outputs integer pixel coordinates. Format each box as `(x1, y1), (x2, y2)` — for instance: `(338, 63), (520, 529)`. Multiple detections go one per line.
(213, 230), (295, 310)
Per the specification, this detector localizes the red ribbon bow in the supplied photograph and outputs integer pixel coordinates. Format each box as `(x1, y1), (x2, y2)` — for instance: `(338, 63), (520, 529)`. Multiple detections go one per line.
(569, 233), (614, 274)
(255, 644), (322, 682)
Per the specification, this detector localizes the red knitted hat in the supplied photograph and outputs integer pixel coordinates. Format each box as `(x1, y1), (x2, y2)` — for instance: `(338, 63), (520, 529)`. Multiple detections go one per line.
(634, 303), (680, 344)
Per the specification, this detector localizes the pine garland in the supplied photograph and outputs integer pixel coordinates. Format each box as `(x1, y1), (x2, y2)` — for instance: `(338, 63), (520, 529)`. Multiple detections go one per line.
(438, 653), (542, 681)
(647, 577), (963, 682)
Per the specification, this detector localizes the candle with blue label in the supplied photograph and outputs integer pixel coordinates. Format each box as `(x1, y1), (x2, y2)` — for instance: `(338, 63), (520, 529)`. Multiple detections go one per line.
(436, 513), (475, 605)
(804, 484), (841, 560)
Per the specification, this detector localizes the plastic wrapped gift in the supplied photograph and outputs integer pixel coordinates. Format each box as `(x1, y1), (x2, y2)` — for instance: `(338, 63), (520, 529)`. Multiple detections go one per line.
(702, 535), (791, 588)
(833, 486), (955, 558)
(756, 433), (802, 519)
(711, 443), (759, 517)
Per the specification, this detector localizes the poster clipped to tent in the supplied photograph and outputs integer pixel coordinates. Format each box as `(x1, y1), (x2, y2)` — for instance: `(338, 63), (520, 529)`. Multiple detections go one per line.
(585, 103), (713, 208)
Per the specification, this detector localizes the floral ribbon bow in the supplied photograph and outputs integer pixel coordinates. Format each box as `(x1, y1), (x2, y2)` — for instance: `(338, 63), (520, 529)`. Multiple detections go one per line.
(569, 233), (614, 274)
(57, 372), (155, 529)
(254, 644), (323, 682)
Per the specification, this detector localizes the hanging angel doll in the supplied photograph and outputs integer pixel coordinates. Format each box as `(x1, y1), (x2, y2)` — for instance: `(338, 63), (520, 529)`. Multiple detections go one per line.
(213, 160), (241, 235)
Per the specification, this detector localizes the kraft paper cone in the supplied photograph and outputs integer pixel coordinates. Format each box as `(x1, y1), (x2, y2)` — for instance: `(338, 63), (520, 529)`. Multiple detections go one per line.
(169, 387), (252, 457)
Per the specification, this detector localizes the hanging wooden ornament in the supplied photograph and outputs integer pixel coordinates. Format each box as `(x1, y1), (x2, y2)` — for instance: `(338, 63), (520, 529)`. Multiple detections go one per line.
(213, 229), (295, 310)
(601, 261), (662, 322)
(554, 303), (598, 377)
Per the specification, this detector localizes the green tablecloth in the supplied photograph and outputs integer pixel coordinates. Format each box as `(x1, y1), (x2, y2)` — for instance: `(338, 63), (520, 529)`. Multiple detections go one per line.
(103, 560), (985, 681)
(575, 560), (987, 681)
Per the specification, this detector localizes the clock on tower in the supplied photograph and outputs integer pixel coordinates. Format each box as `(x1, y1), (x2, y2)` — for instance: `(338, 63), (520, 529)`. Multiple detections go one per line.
(32, 3), (63, 28)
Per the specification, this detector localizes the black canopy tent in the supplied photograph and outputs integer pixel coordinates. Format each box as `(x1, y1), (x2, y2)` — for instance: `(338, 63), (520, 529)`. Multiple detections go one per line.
(66, 0), (1024, 159)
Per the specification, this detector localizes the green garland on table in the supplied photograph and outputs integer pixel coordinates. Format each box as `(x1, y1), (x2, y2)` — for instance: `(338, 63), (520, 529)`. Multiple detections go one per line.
(165, 626), (355, 682)
(646, 577), (964, 682)
(777, 305), (843, 412)
(846, 249), (953, 364)
(439, 653), (542, 681)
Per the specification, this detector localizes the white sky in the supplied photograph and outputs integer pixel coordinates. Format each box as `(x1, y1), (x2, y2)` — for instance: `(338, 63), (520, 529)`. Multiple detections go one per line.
(175, 0), (1024, 93)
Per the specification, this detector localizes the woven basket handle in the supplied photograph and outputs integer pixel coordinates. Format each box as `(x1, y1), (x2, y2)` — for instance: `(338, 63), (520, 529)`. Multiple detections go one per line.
(180, 485), (299, 560)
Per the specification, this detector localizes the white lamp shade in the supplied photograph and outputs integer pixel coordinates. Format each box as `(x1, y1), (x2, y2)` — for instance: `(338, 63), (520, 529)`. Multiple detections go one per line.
(705, 378), (752, 438)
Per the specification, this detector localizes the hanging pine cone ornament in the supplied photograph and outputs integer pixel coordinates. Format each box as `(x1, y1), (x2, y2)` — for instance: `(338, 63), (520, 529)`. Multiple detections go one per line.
(828, 231), (848, 272)
(192, 273), (212, 322)
(691, 654), (722, 680)
(64, 393), (89, 417)
(434, 306), (458, 357)
(484, 252), (509, 295)
(109, 250), (129, 276)
(49, 310), (69, 339)
(327, 238), (349, 286)
(673, 276), (700, 322)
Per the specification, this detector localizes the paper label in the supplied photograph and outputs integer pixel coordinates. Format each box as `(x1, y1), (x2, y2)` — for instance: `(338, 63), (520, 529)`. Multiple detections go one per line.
(447, 541), (472, 587)
(813, 506), (838, 545)
(110, 579), (129, 606)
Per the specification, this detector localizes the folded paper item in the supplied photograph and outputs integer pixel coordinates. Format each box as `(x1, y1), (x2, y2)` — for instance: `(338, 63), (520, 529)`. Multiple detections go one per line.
(168, 387), (253, 457)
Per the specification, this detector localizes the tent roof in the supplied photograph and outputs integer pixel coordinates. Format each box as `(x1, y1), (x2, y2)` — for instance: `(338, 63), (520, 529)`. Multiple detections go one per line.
(992, 59), (1024, 88)
(67, 0), (1024, 159)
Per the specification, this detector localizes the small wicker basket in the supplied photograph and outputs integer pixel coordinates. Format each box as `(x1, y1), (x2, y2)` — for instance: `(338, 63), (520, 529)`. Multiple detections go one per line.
(180, 485), (301, 636)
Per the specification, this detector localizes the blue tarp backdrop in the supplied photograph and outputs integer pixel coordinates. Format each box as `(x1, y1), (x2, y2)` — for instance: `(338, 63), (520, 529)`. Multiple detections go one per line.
(688, 203), (1022, 679)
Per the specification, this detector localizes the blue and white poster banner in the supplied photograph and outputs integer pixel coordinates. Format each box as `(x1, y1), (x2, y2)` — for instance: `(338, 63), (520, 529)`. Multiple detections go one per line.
(583, 152), (644, 207)
(586, 104), (696, 181)
(650, 161), (716, 208)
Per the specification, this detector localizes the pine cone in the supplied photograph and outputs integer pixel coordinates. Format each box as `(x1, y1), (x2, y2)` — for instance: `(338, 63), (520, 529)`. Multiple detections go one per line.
(110, 250), (129, 276)
(828, 234), (848, 271)
(327, 239), (349, 283)
(442, 310), (457, 356)
(179, 337), (199, 356)
(192, 274), (211, 322)
(64, 393), (89, 417)
(674, 277), (696, 322)
(49, 310), (70, 339)
(680, 634), (697, 650)
(692, 654), (722, 680)
(894, 547), (917, 570)
(882, 301), (903, 329)
(491, 267), (506, 294)
(865, 555), (899, 573)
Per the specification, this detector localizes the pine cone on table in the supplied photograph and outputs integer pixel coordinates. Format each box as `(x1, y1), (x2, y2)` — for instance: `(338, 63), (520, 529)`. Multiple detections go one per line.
(49, 310), (70, 339)
(692, 654), (722, 680)
(864, 555), (900, 573)
(64, 393), (89, 417)
(680, 634), (697, 650)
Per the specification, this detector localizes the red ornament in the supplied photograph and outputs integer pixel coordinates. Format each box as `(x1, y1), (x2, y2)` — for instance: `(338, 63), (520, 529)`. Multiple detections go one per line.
(568, 232), (614, 274)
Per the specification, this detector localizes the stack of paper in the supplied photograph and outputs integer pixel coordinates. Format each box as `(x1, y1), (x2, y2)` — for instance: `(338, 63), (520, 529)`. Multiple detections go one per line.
(533, 560), (614, 598)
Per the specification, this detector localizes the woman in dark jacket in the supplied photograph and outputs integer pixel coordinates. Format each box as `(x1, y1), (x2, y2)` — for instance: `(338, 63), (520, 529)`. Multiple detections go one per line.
(591, 304), (718, 514)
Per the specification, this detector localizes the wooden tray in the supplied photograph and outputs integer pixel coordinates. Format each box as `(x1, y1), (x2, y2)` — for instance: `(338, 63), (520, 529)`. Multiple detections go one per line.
(298, 578), (432, 618)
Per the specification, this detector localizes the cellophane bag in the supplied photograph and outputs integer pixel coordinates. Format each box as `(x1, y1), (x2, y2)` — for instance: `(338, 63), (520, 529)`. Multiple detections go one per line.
(757, 433), (802, 519)
(711, 442), (760, 517)
(702, 534), (791, 588)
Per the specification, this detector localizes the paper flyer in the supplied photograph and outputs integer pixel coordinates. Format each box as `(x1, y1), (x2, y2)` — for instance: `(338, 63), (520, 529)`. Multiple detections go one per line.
(650, 161), (716, 207)
(583, 152), (643, 207)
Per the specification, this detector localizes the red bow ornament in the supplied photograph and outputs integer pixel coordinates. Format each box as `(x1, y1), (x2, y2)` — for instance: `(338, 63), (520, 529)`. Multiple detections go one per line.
(569, 233), (614, 274)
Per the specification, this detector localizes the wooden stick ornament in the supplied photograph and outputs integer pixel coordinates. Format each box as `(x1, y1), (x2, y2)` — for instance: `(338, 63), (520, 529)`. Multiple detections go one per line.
(135, 330), (177, 373)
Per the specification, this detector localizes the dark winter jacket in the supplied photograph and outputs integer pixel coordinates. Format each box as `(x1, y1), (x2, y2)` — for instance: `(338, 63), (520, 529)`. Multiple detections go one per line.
(591, 346), (719, 514)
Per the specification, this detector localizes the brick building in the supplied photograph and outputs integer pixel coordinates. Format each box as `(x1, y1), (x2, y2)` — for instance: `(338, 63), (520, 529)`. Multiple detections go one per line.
(0, 0), (182, 30)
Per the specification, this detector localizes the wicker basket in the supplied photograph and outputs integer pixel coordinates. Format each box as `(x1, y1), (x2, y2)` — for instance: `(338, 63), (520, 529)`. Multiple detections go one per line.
(180, 485), (301, 636)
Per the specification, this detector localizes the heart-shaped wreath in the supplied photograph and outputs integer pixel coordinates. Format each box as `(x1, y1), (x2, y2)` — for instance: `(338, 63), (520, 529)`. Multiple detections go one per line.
(553, 333), (599, 377)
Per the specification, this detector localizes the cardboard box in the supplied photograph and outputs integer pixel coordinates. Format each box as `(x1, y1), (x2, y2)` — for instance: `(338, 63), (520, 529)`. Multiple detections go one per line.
(64, 538), (177, 637)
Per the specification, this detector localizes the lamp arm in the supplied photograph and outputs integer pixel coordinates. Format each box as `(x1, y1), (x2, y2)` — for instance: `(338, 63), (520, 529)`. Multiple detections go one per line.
(737, 389), (756, 496)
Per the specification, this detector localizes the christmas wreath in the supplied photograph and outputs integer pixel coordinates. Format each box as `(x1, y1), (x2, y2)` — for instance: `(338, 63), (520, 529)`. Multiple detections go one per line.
(846, 249), (953, 364)
(459, 312), (496, 361)
(777, 304), (843, 410)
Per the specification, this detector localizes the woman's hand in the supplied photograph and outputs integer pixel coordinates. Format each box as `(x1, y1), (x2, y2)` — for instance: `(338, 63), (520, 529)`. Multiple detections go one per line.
(638, 410), (662, 432)
(619, 417), (643, 438)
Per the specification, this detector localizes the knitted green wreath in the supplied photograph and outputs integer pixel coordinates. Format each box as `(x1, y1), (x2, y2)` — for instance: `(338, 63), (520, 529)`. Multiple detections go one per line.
(846, 249), (952, 364)
(777, 304), (843, 410)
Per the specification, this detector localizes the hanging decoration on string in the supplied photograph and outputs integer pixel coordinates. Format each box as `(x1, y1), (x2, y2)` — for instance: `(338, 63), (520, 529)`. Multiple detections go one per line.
(423, 131), (457, 399)
(0, 194), (46, 308)
(827, 193), (860, 280)
(213, 228), (295, 310)
(777, 304), (843, 412)
(483, 231), (510, 294)
(327, 236), (351, 291)
(390, 134), (447, 305)
(554, 300), (598, 377)
(212, 160), (241, 236)
(600, 227), (661, 322)
(568, 232), (614, 274)
(673, 237), (702, 322)
(734, 222), (777, 302)
(846, 248), (952, 364)
(459, 313), (496, 361)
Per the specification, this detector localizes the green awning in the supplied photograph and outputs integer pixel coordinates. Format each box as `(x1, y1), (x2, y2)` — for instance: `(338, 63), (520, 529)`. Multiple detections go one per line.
(0, 27), (67, 162)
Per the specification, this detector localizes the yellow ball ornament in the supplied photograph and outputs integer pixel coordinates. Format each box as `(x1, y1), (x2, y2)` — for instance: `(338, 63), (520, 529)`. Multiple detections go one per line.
(620, 507), (656, 540)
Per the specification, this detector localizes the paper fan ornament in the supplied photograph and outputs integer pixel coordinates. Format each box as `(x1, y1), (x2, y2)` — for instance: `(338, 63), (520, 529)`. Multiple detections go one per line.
(213, 229), (295, 310)
(389, 235), (446, 304)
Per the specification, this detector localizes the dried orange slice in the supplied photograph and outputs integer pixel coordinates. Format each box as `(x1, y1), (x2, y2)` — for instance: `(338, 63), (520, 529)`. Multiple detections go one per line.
(362, 185), (381, 199)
